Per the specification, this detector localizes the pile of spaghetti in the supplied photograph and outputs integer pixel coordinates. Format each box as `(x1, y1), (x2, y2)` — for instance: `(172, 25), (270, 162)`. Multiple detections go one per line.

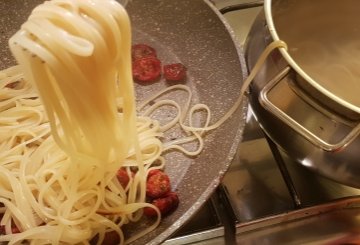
(0, 0), (197, 244)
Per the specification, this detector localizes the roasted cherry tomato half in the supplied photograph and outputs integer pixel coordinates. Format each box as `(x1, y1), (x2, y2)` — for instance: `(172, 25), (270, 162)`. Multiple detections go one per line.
(144, 192), (179, 217)
(131, 44), (157, 61)
(132, 57), (162, 82)
(146, 170), (171, 198)
(0, 225), (20, 235)
(163, 63), (187, 82)
(90, 231), (120, 245)
(116, 168), (130, 188)
(147, 169), (162, 178)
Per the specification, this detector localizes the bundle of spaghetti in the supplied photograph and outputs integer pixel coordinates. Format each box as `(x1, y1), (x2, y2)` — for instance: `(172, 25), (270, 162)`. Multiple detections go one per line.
(0, 0), (166, 244)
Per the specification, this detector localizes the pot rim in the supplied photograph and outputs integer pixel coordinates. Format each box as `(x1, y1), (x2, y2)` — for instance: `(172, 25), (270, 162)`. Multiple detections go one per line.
(264, 0), (360, 115)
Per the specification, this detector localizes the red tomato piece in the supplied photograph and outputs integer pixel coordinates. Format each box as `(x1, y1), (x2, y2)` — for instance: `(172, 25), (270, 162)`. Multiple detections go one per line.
(102, 231), (121, 245)
(163, 63), (187, 82)
(5, 81), (20, 89)
(146, 170), (171, 198)
(90, 230), (120, 245)
(11, 226), (20, 234)
(144, 192), (179, 217)
(116, 168), (130, 188)
(147, 169), (162, 178)
(131, 44), (157, 61)
(0, 225), (20, 235)
(132, 57), (162, 82)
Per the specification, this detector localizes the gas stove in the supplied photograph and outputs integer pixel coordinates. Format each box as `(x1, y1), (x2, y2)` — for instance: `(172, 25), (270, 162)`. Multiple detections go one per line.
(163, 1), (360, 244)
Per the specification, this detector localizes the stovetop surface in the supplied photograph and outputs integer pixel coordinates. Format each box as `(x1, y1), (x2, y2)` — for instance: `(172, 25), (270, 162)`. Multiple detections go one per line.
(166, 109), (360, 245)
(165, 1), (360, 244)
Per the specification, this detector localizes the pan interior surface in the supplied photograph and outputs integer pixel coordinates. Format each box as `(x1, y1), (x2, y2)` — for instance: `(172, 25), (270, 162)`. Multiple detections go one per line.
(0, 0), (247, 244)
(126, 0), (247, 243)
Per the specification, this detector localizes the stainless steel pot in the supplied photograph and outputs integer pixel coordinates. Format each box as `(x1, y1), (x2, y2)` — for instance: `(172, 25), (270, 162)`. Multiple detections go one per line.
(245, 0), (360, 188)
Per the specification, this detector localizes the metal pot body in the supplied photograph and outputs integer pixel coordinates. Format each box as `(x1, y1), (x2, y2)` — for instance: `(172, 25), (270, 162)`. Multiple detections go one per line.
(245, 4), (360, 188)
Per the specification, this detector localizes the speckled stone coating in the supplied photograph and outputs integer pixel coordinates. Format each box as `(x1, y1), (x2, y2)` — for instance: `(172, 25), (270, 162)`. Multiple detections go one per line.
(0, 0), (247, 244)
(0, 0), (42, 69)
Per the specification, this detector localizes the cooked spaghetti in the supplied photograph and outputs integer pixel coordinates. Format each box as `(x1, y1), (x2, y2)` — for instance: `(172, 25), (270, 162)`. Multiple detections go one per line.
(1, 0), (173, 244)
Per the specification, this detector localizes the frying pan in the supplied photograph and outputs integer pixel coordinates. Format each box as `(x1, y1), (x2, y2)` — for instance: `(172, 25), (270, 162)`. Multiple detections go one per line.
(0, 0), (247, 244)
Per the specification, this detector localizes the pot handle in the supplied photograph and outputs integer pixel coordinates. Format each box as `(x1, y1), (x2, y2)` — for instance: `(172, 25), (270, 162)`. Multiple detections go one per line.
(259, 66), (360, 152)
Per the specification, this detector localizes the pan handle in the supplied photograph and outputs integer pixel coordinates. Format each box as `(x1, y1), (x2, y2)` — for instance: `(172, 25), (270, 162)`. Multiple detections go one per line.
(259, 66), (360, 152)
(218, 1), (264, 14)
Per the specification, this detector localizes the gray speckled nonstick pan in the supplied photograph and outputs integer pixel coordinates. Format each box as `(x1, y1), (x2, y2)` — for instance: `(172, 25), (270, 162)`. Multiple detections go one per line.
(0, 0), (247, 244)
